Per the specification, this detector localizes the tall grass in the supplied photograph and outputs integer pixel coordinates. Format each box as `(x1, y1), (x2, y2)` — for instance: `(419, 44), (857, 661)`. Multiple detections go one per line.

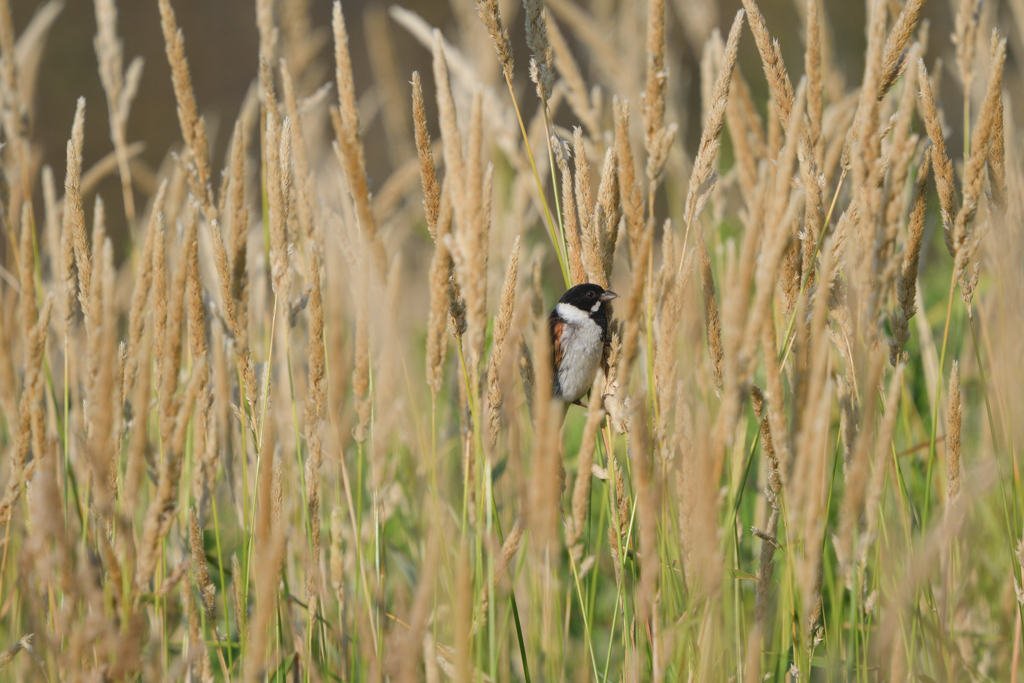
(0, 0), (1023, 680)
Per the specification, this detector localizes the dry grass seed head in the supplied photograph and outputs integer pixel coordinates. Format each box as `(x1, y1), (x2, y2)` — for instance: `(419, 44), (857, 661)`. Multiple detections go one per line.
(411, 71), (441, 240)
(125, 180), (168, 396)
(805, 0), (824, 164)
(595, 145), (621, 286)
(613, 98), (643, 265)
(65, 97), (89, 321)
(450, 90), (490, 372)
(890, 151), (930, 365)
(159, 203), (198, 446)
(486, 236), (520, 448)
(524, 0), (554, 100)
(188, 508), (216, 615)
(741, 0), (793, 125)
(684, 10), (744, 231)
(185, 212), (208, 362)
(917, 58), (958, 251)
(878, 0), (926, 99)
(333, 1), (386, 276)
(426, 188), (453, 397)
(952, 34), (1006, 273)
(617, 220), (654, 396)
(554, 138), (586, 286)
(158, 0), (213, 211)
(988, 86), (1006, 214)
(643, 0), (677, 187)
(0, 296), (53, 530)
(228, 117), (250, 345)
(17, 204), (36, 342)
(125, 322), (153, 512)
(476, 0), (513, 83)
(850, 0), (887, 199)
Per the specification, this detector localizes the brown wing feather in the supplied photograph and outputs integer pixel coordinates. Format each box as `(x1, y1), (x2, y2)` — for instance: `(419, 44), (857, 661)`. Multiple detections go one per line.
(547, 312), (565, 399)
(549, 317), (565, 371)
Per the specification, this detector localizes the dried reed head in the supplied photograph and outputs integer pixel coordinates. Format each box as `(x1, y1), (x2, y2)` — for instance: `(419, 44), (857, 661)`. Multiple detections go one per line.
(594, 147), (620, 287)
(741, 0), (793, 124)
(613, 98), (643, 265)
(304, 242), (326, 608)
(642, 0), (676, 187)
(125, 322), (153, 513)
(0, 634), (35, 669)
(158, 0), (213, 211)
(151, 206), (168, 403)
(952, 34), (1006, 283)
(890, 151), (931, 365)
(553, 138), (586, 285)
(158, 202), (198, 446)
(18, 204), (36, 342)
(989, 86), (1006, 214)
(917, 58), (958, 253)
(94, 0), (142, 223)
(476, 0), (513, 83)
(125, 181), (167, 397)
(684, 10), (744, 232)
(185, 213), (208, 362)
(333, 1), (387, 277)
(448, 90), (490, 373)
(64, 97), (89, 321)
(426, 191), (453, 398)
(805, 0), (823, 165)
(227, 117), (250, 346)
(524, 0), (554, 101)
(411, 71), (441, 240)
(188, 508), (216, 616)
(878, 0), (926, 99)
(0, 294), (52, 530)
(617, 220), (653, 395)
(486, 237), (520, 449)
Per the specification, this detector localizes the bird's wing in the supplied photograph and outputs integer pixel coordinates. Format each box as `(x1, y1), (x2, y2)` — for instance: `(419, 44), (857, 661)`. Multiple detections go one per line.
(548, 313), (565, 374)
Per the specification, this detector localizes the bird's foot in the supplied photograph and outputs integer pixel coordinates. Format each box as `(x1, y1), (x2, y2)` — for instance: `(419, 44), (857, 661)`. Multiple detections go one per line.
(573, 399), (589, 409)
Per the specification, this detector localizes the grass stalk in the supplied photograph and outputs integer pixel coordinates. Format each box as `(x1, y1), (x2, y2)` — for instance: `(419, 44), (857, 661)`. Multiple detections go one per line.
(501, 75), (570, 287)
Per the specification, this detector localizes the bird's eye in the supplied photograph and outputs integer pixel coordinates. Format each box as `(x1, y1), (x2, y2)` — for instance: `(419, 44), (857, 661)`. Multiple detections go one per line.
(588, 291), (596, 298)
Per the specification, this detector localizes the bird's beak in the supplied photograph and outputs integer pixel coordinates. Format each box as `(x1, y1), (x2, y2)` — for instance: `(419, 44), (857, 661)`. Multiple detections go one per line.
(600, 290), (619, 302)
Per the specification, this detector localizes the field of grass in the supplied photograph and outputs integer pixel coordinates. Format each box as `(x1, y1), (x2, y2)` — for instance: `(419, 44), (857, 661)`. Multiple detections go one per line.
(1, 0), (1023, 680)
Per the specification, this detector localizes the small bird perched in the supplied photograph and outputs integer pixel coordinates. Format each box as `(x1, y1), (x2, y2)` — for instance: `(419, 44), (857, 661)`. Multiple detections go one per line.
(549, 283), (618, 406)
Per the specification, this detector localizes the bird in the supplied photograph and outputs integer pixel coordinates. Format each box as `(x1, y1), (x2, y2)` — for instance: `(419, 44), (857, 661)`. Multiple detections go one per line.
(548, 283), (618, 407)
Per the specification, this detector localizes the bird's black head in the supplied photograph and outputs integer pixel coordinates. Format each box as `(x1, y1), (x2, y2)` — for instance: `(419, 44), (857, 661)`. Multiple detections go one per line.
(557, 283), (619, 316)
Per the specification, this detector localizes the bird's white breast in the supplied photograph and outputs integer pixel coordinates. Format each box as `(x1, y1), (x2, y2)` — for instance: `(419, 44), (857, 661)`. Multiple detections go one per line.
(555, 303), (604, 404)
